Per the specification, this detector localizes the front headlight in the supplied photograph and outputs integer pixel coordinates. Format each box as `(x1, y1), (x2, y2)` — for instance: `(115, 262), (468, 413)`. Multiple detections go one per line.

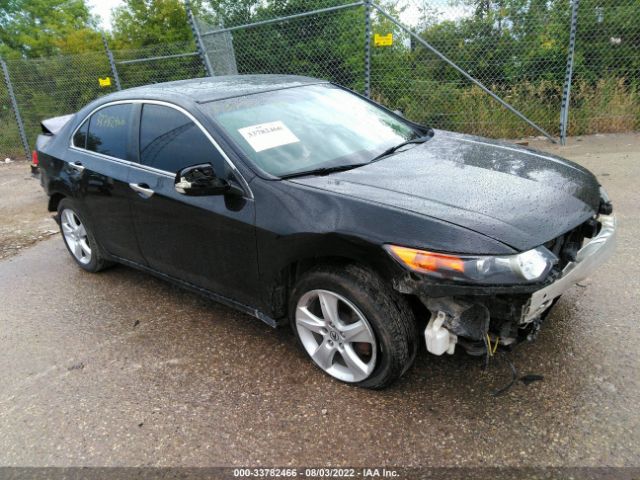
(384, 244), (558, 284)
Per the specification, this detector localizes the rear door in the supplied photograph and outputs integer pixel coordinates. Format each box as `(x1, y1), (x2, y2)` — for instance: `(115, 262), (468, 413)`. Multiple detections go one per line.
(68, 102), (146, 264)
(128, 102), (259, 305)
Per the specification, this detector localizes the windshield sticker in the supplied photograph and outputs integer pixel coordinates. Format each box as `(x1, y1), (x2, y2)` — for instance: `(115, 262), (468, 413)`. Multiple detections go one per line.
(238, 121), (300, 152)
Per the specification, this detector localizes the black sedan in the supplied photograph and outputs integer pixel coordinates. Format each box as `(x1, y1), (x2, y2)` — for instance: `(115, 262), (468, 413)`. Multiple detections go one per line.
(36, 75), (616, 388)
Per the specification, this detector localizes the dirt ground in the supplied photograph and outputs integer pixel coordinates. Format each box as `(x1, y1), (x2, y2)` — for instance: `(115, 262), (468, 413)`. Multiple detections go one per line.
(1, 132), (637, 262)
(0, 161), (56, 259)
(527, 132), (640, 164)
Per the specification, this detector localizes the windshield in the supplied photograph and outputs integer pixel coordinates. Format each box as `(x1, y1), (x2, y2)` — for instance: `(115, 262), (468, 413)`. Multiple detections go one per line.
(203, 84), (421, 177)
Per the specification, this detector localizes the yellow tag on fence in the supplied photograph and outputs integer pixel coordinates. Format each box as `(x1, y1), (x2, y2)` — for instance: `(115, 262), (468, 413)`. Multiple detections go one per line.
(374, 33), (393, 47)
(98, 77), (112, 88)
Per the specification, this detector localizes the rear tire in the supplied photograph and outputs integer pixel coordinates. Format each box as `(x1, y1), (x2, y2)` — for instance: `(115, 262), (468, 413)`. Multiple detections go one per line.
(57, 198), (112, 273)
(289, 263), (417, 389)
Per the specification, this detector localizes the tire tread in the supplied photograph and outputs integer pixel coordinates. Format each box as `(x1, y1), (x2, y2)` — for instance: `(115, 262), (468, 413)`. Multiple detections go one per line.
(57, 198), (113, 273)
(290, 263), (417, 389)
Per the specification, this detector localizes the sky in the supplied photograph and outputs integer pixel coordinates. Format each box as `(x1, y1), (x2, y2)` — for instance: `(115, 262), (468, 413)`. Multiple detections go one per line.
(87, 0), (120, 30)
(86, 0), (470, 31)
(400, 0), (471, 24)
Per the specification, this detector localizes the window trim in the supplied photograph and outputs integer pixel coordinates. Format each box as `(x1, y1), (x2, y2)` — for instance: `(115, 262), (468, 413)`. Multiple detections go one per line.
(69, 99), (253, 199)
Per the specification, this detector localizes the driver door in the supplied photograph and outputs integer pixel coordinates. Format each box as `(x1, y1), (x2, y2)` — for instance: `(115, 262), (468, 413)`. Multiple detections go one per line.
(128, 102), (259, 306)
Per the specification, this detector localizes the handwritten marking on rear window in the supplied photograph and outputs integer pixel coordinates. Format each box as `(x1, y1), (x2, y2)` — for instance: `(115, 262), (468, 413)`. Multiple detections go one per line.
(95, 112), (126, 129)
(238, 121), (300, 152)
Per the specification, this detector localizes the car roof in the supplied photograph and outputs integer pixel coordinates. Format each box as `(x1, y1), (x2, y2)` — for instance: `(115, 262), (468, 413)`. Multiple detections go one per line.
(113, 74), (327, 104)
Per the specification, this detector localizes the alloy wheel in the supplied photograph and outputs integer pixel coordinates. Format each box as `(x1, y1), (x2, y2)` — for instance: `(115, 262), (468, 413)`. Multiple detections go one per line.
(295, 289), (377, 382)
(60, 208), (92, 265)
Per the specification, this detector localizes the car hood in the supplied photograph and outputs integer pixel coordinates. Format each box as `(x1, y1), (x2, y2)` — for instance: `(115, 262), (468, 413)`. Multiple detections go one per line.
(290, 130), (601, 251)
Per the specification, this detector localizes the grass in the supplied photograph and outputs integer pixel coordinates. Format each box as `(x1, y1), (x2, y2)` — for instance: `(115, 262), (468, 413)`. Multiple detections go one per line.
(373, 76), (639, 139)
(569, 78), (639, 135)
(0, 117), (28, 160)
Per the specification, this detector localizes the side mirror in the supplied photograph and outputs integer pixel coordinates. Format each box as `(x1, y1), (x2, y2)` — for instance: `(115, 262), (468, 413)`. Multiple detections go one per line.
(393, 109), (405, 118)
(175, 163), (243, 197)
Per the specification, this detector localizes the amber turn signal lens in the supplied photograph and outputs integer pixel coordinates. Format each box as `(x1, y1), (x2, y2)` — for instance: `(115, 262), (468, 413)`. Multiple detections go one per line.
(386, 245), (465, 273)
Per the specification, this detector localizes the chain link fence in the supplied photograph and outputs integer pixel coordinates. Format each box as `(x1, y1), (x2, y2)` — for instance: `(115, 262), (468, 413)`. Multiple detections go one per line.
(114, 41), (207, 89)
(4, 52), (113, 157)
(568, 0), (639, 134)
(0, 64), (24, 160)
(198, 2), (366, 90)
(370, 2), (573, 139)
(1, 0), (638, 159)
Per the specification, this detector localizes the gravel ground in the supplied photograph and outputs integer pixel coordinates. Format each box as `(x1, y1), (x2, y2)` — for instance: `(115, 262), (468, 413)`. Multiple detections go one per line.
(0, 161), (55, 260)
(0, 133), (638, 468)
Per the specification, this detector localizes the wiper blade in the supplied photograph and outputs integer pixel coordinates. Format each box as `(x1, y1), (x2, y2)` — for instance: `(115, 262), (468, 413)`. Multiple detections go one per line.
(280, 162), (369, 179)
(370, 133), (434, 163)
(280, 131), (434, 179)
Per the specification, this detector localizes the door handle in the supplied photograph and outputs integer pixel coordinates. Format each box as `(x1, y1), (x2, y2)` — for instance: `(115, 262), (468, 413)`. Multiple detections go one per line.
(69, 161), (85, 172)
(129, 182), (155, 199)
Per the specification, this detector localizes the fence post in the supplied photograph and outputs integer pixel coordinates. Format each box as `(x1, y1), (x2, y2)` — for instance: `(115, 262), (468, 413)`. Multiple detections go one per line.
(560, 0), (580, 145)
(101, 32), (122, 90)
(185, 0), (214, 77)
(1, 58), (30, 160)
(364, 0), (372, 98)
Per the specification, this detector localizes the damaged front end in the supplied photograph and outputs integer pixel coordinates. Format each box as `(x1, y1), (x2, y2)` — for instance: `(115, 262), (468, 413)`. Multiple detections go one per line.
(420, 294), (547, 357)
(388, 213), (617, 357)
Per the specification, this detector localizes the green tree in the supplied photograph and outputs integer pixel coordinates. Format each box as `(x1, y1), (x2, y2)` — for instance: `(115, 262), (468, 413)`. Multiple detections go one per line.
(111, 0), (212, 48)
(0, 0), (99, 58)
(207, 0), (260, 26)
(573, 0), (640, 81)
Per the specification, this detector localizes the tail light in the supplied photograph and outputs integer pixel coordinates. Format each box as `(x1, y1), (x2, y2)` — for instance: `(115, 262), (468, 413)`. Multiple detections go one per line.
(31, 150), (39, 166)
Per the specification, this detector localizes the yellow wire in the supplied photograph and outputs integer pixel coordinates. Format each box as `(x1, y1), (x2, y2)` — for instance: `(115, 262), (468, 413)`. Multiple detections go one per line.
(486, 334), (500, 355)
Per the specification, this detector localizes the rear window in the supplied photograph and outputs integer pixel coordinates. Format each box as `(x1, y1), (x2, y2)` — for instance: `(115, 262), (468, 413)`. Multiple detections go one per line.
(83, 104), (133, 160)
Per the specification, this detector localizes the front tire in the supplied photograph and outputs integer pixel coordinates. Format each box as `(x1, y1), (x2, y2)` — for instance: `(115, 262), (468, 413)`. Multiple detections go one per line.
(57, 199), (111, 273)
(289, 264), (417, 389)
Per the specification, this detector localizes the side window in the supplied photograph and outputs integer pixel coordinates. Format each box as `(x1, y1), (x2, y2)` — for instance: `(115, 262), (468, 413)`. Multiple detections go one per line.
(73, 119), (88, 149)
(86, 104), (133, 159)
(139, 104), (228, 175)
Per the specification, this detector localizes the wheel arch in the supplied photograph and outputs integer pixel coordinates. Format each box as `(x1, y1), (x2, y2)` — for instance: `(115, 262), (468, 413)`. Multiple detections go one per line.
(48, 192), (66, 212)
(266, 249), (399, 322)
